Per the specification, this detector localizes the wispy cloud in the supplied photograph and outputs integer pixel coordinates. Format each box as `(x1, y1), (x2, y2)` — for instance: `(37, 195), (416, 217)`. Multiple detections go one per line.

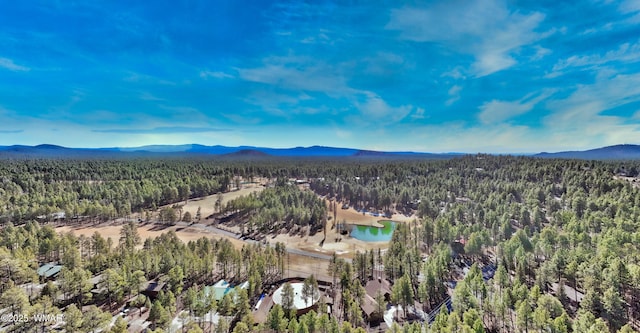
(238, 55), (415, 125)
(356, 92), (413, 122)
(442, 67), (467, 80)
(156, 104), (209, 123)
(0, 57), (29, 72)
(139, 92), (164, 101)
(546, 72), (640, 129)
(123, 72), (175, 85)
(237, 56), (352, 95)
(531, 46), (552, 61)
(93, 126), (233, 134)
(479, 90), (555, 124)
(385, 0), (549, 76)
(200, 70), (234, 79)
(411, 107), (426, 120)
(619, 0), (640, 15)
(446, 85), (462, 106)
(549, 41), (640, 76)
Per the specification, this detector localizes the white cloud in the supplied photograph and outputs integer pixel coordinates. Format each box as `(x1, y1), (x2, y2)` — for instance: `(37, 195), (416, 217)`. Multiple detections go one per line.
(199, 70), (234, 79)
(629, 12), (640, 23)
(532, 46), (552, 60)
(550, 41), (640, 75)
(139, 92), (164, 101)
(0, 57), (29, 72)
(123, 71), (175, 85)
(446, 85), (462, 106)
(238, 55), (414, 125)
(581, 22), (614, 35)
(222, 113), (262, 125)
(356, 92), (413, 122)
(478, 90), (555, 124)
(157, 104), (208, 121)
(237, 56), (352, 96)
(619, 0), (640, 14)
(362, 52), (410, 76)
(300, 31), (332, 45)
(442, 67), (467, 80)
(479, 101), (532, 124)
(545, 72), (640, 128)
(411, 107), (426, 119)
(579, 1), (640, 35)
(404, 98), (640, 152)
(520, 72), (640, 149)
(386, 0), (548, 76)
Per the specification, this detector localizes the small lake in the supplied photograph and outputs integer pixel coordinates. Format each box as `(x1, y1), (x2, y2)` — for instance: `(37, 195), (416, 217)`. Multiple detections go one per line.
(350, 220), (396, 242)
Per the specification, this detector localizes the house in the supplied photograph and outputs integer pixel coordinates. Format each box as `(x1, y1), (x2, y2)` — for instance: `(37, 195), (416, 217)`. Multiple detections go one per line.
(365, 278), (392, 301)
(37, 263), (63, 281)
(361, 294), (384, 325)
(365, 278), (392, 296)
(362, 278), (391, 325)
(141, 280), (166, 300)
(90, 274), (106, 298)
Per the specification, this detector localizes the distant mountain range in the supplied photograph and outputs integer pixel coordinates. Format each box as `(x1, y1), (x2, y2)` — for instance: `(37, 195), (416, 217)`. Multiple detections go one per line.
(114, 144), (462, 158)
(534, 144), (640, 160)
(0, 143), (638, 160)
(0, 144), (462, 159)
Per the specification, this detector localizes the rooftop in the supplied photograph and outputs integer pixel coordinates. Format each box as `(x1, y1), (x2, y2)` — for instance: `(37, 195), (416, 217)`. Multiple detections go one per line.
(37, 264), (63, 279)
(365, 278), (391, 298)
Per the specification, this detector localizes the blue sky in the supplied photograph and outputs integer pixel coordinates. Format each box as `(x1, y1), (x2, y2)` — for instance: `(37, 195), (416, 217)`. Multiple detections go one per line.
(1, 0), (640, 153)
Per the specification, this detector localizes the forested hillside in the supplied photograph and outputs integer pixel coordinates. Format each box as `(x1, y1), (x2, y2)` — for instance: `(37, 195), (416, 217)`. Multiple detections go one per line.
(0, 159), (229, 223)
(224, 185), (327, 235)
(0, 156), (639, 332)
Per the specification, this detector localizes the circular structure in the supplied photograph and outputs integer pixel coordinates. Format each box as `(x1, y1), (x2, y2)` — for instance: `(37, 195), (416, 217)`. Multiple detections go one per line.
(272, 282), (320, 311)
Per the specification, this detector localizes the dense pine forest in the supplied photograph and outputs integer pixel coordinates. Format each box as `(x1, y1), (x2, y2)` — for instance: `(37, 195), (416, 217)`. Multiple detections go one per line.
(0, 155), (639, 332)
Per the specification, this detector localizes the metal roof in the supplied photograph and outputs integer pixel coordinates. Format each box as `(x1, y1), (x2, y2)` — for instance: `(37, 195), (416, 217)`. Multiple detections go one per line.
(37, 264), (63, 278)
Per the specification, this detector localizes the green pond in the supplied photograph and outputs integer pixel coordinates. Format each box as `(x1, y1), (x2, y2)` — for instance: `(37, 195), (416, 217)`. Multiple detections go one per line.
(350, 220), (396, 242)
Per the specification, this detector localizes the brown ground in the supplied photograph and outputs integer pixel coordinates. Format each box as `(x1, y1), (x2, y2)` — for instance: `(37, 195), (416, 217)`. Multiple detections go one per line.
(56, 222), (329, 277)
(56, 223), (247, 249)
(267, 200), (418, 259)
(159, 184), (265, 222)
(56, 187), (418, 275)
(328, 201), (418, 225)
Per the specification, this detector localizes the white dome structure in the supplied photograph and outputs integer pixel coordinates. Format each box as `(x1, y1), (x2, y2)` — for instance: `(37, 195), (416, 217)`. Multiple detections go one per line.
(272, 282), (320, 312)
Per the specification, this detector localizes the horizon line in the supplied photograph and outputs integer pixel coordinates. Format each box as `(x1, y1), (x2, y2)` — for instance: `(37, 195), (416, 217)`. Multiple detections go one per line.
(0, 142), (636, 155)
